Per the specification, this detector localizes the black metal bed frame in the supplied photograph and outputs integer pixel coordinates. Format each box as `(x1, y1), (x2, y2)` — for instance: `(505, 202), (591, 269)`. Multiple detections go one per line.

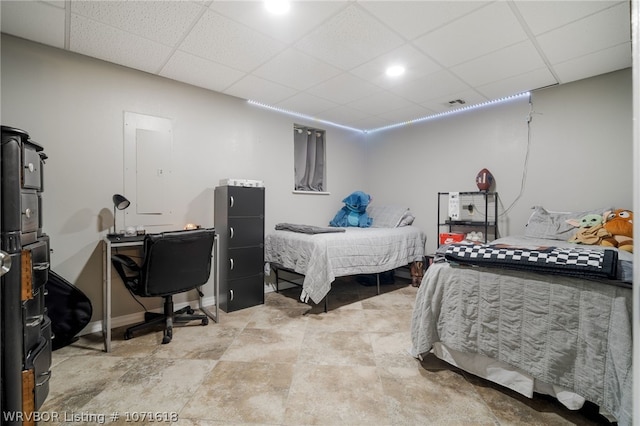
(270, 263), (381, 312)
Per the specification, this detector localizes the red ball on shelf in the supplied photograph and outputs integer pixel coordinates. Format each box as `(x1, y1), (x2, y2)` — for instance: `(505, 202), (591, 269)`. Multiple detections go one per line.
(476, 168), (494, 191)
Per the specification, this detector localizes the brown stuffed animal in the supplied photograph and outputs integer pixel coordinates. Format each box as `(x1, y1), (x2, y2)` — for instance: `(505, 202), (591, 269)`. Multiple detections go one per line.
(600, 209), (633, 253)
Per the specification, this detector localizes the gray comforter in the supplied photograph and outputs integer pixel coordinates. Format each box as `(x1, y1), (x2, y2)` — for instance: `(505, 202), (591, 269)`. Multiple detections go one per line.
(411, 252), (633, 424)
(265, 226), (426, 303)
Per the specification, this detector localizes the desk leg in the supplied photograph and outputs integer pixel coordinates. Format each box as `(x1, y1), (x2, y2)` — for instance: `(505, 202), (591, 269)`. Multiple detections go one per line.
(199, 234), (219, 323)
(103, 240), (112, 352)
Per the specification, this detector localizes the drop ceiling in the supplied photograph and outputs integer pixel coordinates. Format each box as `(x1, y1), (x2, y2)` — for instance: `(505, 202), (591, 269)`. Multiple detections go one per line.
(0, 0), (632, 132)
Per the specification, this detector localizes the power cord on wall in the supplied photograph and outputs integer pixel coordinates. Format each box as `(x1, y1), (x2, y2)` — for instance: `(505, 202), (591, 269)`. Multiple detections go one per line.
(500, 93), (538, 217)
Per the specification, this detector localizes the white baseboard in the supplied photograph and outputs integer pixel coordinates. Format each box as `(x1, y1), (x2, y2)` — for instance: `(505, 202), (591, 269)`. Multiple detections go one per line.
(78, 296), (217, 336)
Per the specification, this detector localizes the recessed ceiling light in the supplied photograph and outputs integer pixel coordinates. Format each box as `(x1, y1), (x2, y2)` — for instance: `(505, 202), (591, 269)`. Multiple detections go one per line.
(385, 65), (405, 77)
(264, 0), (290, 15)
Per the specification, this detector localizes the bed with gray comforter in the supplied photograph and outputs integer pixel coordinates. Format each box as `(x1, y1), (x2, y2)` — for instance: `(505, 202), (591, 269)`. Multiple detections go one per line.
(410, 235), (633, 425)
(265, 225), (426, 304)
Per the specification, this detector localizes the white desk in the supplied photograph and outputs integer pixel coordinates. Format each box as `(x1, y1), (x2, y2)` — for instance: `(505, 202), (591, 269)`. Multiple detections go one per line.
(102, 233), (218, 352)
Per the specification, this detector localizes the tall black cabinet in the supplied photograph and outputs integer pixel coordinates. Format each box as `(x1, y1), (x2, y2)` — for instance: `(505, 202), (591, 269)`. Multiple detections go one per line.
(214, 186), (265, 312)
(1, 126), (52, 424)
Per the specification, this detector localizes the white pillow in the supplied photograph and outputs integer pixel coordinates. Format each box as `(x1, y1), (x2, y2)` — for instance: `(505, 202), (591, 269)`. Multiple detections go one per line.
(524, 206), (612, 240)
(367, 205), (411, 228)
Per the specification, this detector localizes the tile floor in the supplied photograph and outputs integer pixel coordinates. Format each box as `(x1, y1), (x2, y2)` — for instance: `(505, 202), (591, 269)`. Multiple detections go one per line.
(41, 276), (613, 425)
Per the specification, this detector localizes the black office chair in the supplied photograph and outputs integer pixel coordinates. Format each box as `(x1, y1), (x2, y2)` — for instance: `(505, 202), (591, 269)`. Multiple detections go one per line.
(111, 228), (215, 344)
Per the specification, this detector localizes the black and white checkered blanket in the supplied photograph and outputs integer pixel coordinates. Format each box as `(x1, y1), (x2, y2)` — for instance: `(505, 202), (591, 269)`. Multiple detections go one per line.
(444, 243), (618, 279)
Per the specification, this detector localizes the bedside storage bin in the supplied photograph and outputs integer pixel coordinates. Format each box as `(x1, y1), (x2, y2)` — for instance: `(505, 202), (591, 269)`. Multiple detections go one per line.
(439, 233), (465, 245)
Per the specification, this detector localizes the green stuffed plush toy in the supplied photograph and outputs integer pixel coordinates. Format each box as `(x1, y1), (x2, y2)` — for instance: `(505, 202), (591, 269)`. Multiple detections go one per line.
(567, 213), (611, 245)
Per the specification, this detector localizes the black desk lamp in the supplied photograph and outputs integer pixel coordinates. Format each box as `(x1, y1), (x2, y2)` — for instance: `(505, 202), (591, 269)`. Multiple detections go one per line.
(111, 194), (130, 235)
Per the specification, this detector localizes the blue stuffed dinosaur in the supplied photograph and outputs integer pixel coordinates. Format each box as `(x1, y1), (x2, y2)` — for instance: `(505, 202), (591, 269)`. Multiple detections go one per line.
(329, 191), (373, 228)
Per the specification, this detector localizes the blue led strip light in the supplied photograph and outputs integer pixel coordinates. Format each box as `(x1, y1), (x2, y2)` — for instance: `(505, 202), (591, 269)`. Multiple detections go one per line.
(248, 91), (531, 134)
(366, 92), (532, 134)
(247, 100), (363, 133)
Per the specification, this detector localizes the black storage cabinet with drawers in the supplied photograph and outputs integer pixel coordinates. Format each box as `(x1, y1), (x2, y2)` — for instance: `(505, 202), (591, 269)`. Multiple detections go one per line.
(214, 185), (265, 312)
(1, 125), (52, 423)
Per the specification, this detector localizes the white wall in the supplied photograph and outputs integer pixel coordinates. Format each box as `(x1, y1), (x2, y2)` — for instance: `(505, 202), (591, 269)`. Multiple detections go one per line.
(365, 69), (633, 254)
(1, 35), (633, 326)
(0, 35), (368, 320)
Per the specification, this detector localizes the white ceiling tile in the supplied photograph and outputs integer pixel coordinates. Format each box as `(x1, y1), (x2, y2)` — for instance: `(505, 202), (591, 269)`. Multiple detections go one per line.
(70, 14), (173, 74)
(551, 43), (632, 84)
(1, 1), (66, 48)
(389, 70), (470, 104)
(414, 2), (528, 67)
(209, 1), (348, 44)
(349, 115), (395, 131)
(536, 2), (630, 64)
(179, 9), (286, 72)
(252, 48), (342, 91)
(376, 104), (438, 124)
(0, 0), (631, 131)
(420, 89), (490, 113)
(295, 4), (405, 70)
(451, 40), (546, 87)
(71, 0), (204, 47)
(224, 75), (298, 105)
(350, 44), (442, 89)
(160, 50), (245, 93)
(476, 67), (557, 100)
(306, 73), (381, 105)
(275, 93), (339, 116)
(347, 90), (414, 116)
(359, 0), (490, 40)
(512, 0), (623, 35)
(317, 105), (370, 125)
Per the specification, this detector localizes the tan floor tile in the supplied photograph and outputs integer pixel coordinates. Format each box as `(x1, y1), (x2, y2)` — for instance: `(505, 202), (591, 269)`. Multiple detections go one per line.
(81, 358), (216, 415)
(40, 355), (136, 415)
(381, 366), (496, 425)
(299, 330), (375, 366)
(284, 364), (390, 425)
(152, 324), (241, 360)
(42, 282), (614, 426)
(245, 305), (310, 331)
(221, 327), (304, 363)
(304, 308), (369, 332)
(369, 331), (419, 370)
(181, 361), (293, 424)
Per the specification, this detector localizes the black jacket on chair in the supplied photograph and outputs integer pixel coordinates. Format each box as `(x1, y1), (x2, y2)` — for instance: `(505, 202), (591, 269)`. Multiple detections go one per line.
(111, 228), (215, 344)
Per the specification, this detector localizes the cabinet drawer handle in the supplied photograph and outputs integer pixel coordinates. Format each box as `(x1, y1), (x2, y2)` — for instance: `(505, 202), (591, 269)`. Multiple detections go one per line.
(36, 371), (51, 386)
(229, 289), (234, 301)
(23, 208), (34, 218)
(229, 258), (234, 270)
(33, 262), (50, 271)
(0, 251), (11, 277)
(26, 315), (43, 328)
(229, 227), (234, 239)
(25, 163), (36, 173)
(229, 196), (234, 208)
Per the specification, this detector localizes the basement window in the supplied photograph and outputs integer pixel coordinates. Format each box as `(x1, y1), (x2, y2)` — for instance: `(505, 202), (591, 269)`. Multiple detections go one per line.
(293, 125), (327, 194)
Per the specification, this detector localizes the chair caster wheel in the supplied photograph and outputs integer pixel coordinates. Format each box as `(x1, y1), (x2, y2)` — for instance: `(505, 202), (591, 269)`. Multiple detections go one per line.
(201, 318), (209, 326)
(186, 307), (195, 315)
(162, 336), (171, 344)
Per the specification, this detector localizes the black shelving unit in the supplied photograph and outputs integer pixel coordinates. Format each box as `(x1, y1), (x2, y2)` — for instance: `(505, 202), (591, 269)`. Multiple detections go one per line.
(214, 185), (265, 312)
(437, 191), (498, 247)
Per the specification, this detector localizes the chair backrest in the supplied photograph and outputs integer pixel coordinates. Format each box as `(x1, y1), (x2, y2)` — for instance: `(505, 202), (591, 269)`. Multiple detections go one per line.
(140, 228), (215, 297)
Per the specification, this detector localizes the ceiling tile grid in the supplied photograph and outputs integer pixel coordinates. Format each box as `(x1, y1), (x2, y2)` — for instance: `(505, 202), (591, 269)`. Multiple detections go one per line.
(0, 0), (632, 132)
(69, 13), (174, 75)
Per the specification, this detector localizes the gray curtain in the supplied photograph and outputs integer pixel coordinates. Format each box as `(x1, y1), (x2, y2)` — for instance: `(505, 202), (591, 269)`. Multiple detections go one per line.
(294, 128), (325, 191)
